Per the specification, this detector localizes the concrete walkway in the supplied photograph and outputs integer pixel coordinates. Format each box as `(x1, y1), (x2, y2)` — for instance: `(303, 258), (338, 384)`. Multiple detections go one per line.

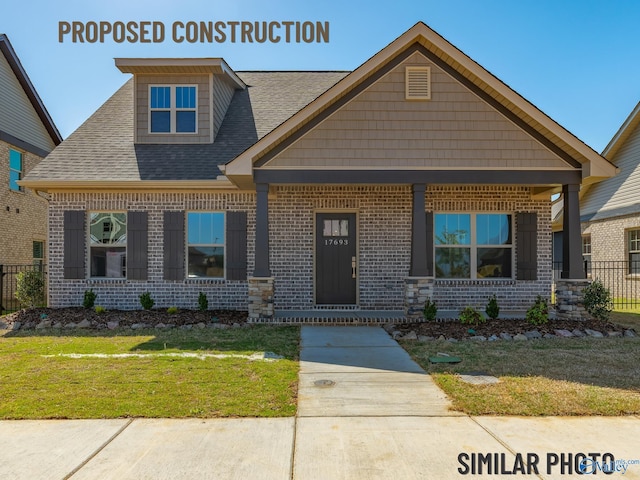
(1, 325), (640, 479)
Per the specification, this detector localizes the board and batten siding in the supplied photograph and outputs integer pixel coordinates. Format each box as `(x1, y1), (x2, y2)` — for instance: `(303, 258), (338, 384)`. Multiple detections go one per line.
(581, 121), (640, 219)
(135, 74), (211, 144)
(0, 54), (55, 153)
(263, 51), (571, 171)
(212, 75), (236, 139)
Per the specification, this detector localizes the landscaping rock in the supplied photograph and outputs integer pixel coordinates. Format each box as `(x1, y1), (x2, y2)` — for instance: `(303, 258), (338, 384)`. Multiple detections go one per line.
(64, 322), (77, 329)
(52, 322), (63, 329)
(418, 335), (435, 342)
(402, 331), (417, 340)
(606, 331), (622, 338)
(107, 321), (119, 330)
(76, 319), (91, 329)
(211, 323), (229, 330)
(543, 333), (556, 339)
(469, 335), (487, 341)
(382, 323), (396, 334)
(392, 331), (402, 340)
(196, 322), (206, 329)
(447, 338), (459, 343)
(585, 328), (604, 338)
(513, 333), (528, 341)
(36, 320), (52, 330)
(155, 323), (167, 329)
(0, 321), (7, 330)
(488, 335), (499, 342)
(437, 335), (446, 341)
(624, 329), (637, 338)
(11, 321), (21, 330)
(524, 330), (542, 339)
(499, 332), (512, 341)
(232, 323), (242, 329)
(572, 329), (586, 337)
(554, 329), (573, 337)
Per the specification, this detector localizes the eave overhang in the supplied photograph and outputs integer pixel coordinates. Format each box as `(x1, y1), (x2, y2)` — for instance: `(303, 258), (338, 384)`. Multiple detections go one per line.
(18, 178), (239, 194)
(223, 22), (616, 188)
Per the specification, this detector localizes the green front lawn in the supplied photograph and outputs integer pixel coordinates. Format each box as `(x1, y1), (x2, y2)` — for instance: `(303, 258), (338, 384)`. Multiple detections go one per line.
(401, 335), (640, 416)
(0, 326), (299, 419)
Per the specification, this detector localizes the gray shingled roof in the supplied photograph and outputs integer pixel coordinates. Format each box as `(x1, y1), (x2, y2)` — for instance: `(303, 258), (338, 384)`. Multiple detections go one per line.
(25, 71), (349, 182)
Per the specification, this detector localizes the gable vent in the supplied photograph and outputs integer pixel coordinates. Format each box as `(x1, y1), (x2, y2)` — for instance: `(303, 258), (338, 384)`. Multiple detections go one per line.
(405, 66), (431, 100)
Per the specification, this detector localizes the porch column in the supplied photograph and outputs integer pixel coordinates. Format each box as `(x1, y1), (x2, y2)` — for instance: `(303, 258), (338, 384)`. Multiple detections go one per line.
(248, 183), (274, 322)
(561, 183), (584, 279)
(254, 183), (271, 277)
(410, 184), (428, 276)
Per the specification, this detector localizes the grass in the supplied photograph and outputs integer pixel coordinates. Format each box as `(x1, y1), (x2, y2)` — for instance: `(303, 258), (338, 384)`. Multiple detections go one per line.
(0, 326), (299, 419)
(401, 335), (640, 416)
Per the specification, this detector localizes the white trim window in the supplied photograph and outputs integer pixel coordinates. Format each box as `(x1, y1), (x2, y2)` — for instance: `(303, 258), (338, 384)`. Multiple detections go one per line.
(628, 229), (640, 275)
(582, 235), (592, 277)
(9, 148), (23, 192)
(187, 212), (225, 278)
(89, 212), (127, 278)
(435, 213), (513, 279)
(149, 85), (197, 133)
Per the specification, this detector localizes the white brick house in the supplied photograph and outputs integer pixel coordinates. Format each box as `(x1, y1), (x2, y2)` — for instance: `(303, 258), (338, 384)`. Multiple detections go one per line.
(22, 23), (615, 320)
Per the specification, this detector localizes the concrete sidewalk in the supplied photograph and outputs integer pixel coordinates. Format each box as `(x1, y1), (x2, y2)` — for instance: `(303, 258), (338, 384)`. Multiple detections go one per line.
(1, 326), (639, 479)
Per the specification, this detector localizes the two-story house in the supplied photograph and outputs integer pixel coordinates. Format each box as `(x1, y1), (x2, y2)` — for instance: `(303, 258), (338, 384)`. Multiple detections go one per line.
(0, 34), (62, 307)
(22, 23), (615, 321)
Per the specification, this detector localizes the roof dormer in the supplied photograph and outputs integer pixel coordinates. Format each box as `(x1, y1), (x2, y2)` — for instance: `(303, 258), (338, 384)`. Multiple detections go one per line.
(115, 58), (245, 145)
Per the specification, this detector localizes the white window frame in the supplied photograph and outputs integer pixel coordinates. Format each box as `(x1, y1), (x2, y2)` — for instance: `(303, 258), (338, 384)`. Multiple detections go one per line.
(148, 85), (198, 134)
(628, 229), (640, 275)
(9, 148), (24, 192)
(186, 211), (226, 279)
(434, 212), (514, 280)
(88, 211), (127, 279)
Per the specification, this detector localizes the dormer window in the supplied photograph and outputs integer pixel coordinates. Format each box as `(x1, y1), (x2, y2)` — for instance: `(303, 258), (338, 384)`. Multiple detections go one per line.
(149, 85), (197, 133)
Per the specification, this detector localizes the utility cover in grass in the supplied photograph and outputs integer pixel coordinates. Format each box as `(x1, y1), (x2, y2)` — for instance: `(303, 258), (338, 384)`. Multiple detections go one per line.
(429, 354), (462, 364)
(458, 372), (500, 385)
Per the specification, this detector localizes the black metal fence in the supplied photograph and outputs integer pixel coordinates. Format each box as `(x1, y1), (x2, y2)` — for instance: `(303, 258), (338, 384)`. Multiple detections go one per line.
(553, 261), (640, 310)
(0, 264), (47, 313)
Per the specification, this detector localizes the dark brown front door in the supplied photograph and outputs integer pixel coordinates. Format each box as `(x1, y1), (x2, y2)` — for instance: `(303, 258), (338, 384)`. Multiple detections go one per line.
(316, 213), (357, 305)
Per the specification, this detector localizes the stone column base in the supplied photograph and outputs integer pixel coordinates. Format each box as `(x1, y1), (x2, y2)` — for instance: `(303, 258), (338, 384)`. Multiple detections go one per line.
(404, 277), (434, 320)
(248, 277), (274, 322)
(555, 279), (591, 320)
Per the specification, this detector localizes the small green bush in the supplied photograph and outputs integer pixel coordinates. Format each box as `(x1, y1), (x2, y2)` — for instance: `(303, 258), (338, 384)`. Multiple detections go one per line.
(526, 295), (549, 325)
(485, 294), (500, 320)
(423, 299), (437, 321)
(167, 306), (178, 314)
(197, 292), (209, 312)
(83, 289), (97, 309)
(139, 291), (155, 310)
(583, 279), (612, 321)
(94, 305), (106, 314)
(459, 306), (485, 326)
(15, 270), (45, 308)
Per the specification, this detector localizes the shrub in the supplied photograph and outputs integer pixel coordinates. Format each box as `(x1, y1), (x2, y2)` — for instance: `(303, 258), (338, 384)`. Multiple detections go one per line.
(526, 295), (549, 325)
(423, 299), (437, 321)
(94, 305), (106, 314)
(167, 306), (178, 314)
(83, 289), (97, 309)
(485, 294), (500, 320)
(459, 306), (485, 326)
(198, 292), (209, 312)
(583, 279), (613, 321)
(15, 270), (45, 308)
(139, 291), (155, 310)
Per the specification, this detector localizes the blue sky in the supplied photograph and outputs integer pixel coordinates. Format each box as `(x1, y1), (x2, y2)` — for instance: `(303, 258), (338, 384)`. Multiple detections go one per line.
(3, 0), (639, 152)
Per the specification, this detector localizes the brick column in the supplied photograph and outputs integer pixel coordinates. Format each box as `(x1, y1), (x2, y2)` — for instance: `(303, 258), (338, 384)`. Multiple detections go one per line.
(248, 277), (274, 322)
(555, 279), (591, 320)
(404, 277), (434, 320)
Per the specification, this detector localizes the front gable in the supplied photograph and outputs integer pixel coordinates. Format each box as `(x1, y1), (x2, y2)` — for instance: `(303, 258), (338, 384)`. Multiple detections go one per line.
(259, 49), (573, 172)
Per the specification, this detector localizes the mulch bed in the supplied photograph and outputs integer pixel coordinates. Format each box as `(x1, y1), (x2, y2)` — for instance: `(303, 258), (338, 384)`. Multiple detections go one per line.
(394, 317), (628, 339)
(1, 307), (248, 329)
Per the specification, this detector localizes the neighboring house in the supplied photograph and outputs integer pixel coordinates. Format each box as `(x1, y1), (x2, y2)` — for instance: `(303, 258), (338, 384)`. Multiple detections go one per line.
(22, 22), (615, 319)
(553, 102), (640, 300)
(0, 34), (62, 268)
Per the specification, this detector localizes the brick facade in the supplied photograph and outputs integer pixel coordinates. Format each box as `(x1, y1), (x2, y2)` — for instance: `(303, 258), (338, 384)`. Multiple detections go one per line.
(583, 214), (640, 263)
(48, 185), (552, 314)
(0, 140), (48, 265)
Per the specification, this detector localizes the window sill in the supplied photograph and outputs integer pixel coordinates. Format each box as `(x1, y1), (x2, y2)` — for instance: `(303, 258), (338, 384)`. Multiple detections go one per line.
(87, 278), (127, 283)
(186, 277), (227, 283)
(435, 278), (516, 286)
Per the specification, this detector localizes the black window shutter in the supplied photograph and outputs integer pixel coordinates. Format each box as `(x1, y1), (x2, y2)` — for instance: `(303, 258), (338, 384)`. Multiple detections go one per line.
(425, 212), (434, 276)
(64, 210), (85, 279)
(516, 212), (538, 280)
(127, 211), (148, 280)
(226, 211), (247, 281)
(164, 211), (185, 280)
